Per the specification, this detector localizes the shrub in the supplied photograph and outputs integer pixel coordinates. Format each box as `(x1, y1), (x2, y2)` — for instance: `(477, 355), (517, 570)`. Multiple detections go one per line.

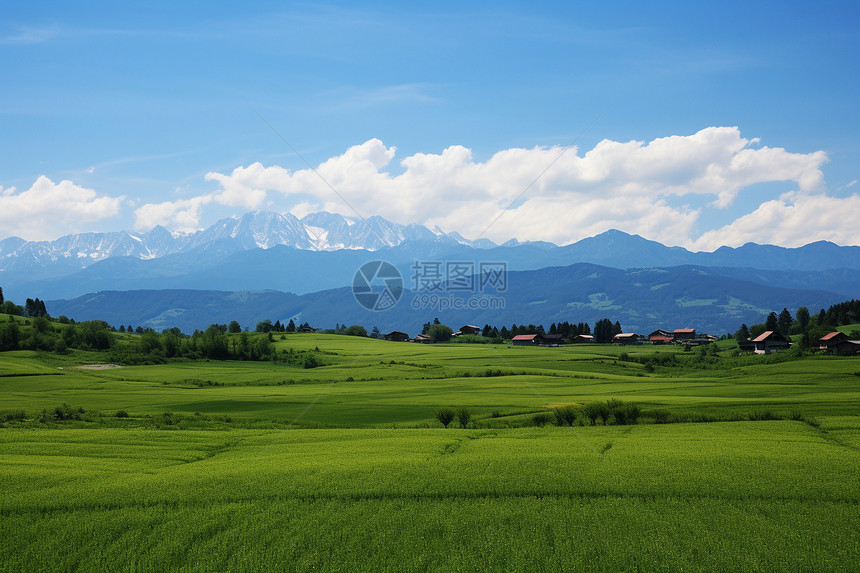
(53, 403), (84, 421)
(532, 412), (552, 427)
(115, 410), (130, 418)
(652, 410), (672, 424)
(582, 402), (602, 426)
(0, 409), (26, 423)
(553, 406), (578, 426)
(435, 407), (456, 428)
(749, 409), (779, 421)
(456, 407), (472, 428)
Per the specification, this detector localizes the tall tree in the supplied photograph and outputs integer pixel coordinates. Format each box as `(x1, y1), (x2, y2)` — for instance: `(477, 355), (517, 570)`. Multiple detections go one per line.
(777, 308), (793, 335)
(0, 286), (4, 305)
(765, 312), (779, 332)
(228, 320), (241, 334)
(795, 307), (810, 333)
(735, 323), (750, 342)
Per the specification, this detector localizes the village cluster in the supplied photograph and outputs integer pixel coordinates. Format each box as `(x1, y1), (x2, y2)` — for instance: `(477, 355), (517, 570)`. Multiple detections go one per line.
(380, 325), (860, 356)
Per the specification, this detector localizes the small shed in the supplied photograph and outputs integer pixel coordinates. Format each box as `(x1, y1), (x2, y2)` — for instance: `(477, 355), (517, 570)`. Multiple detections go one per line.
(752, 331), (791, 354)
(384, 331), (410, 342)
(459, 325), (481, 335)
(512, 334), (538, 346)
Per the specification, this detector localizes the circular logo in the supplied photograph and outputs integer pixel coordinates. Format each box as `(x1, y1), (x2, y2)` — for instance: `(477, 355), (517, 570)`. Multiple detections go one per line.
(352, 260), (403, 311)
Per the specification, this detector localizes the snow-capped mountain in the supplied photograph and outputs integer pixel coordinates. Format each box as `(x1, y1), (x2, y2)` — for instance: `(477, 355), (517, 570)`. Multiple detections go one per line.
(0, 211), (498, 274)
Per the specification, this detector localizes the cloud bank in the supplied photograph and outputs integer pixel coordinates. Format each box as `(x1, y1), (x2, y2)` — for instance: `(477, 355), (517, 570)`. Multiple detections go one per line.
(0, 176), (122, 241)
(4, 127), (853, 249)
(134, 126), (846, 249)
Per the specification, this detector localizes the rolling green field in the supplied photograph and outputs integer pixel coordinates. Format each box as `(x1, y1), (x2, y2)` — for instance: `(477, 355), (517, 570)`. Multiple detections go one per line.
(2, 332), (859, 571)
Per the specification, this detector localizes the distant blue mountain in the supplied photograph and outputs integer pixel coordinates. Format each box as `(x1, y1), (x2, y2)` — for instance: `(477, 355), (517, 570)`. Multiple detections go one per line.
(47, 263), (851, 336)
(4, 210), (860, 308)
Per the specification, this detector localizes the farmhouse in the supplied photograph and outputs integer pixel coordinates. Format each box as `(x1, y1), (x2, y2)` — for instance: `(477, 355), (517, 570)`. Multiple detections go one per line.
(512, 334), (538, 346)
(819, 331), (847, 350)
(571, 334), (594, 343)
(384, 331), (410, 342)
(673, 328), (696, 341)
(612, 332), (639, 345)
(819, 332), (860, 356)
(751, 330), (791, 354)
(648, 329), (674, 344)
(459, 325), (481, 335)
(538, 333), (564, 346)
(413, 334), (431, 343)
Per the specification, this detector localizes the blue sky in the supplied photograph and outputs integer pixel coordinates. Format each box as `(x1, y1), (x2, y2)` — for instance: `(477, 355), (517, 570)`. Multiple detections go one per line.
(2, 1), (858, 248)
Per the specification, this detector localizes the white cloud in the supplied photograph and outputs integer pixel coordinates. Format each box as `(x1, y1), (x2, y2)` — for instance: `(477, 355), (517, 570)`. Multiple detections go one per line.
(692, 191), (860, 250)
(0, 176), (122, 240)
(195, 127), (832, 248)
(133, 195), (213, 233)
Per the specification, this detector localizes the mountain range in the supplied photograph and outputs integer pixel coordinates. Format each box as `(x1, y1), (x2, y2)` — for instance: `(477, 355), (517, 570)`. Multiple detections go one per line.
(3, 211), (860, 303)
(46, 263), (851, 336)
(2, 210), (858, 334)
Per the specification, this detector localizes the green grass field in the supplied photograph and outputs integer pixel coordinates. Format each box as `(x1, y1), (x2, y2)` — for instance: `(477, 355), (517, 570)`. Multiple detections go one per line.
(2, 332), (859, 571)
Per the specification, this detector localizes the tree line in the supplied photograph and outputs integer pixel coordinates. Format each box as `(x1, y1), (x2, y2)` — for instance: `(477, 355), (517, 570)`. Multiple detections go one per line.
(734, 299), (860, 348)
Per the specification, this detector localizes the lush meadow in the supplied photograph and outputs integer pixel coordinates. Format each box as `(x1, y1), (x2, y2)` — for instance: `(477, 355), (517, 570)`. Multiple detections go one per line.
(2, 327), (859, 571)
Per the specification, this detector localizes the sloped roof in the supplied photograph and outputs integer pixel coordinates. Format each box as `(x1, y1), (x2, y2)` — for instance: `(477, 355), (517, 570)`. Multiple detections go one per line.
(613, 332), (638, 339)
(819, 331), (846, 341)
(649, 335), (673, 342)
(752, 330), (790, 343)
(674, 328), (695, 334)
(512, 334), (537, 341)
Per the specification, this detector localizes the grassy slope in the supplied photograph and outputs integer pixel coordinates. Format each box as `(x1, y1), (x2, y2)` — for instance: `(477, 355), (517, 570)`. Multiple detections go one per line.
(2, 422), (858, 571)
(2, 331), (859, 571)
(1, 334), (858, 426)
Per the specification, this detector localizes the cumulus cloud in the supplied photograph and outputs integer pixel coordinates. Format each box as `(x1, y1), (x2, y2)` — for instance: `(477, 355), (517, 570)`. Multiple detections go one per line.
(187, 127), (831, 248)
(133, 195), (214, 233)
(0, 176), (122, 240)
(692, 191), (860, 250)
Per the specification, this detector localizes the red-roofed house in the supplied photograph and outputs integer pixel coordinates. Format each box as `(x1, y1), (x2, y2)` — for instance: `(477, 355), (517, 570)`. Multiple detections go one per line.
(648, 329), (674, 344)
(819, 331), (859, 355)
(673, 328), (696, 341)
(512, 334), (538, 346)
(752, 331), (791, 354)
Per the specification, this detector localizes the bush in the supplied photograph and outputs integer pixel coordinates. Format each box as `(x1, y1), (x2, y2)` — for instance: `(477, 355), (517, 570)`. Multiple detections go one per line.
(435, 407), (456, 428)
(749, 409), (779, 421)
(553, 406), (578, 426)
(0, 409), (26, 423)
(115, 410), (129, 418)
(456, 407), (472, 428)
(53, 403), (84, 421)
(532, 412), (552, 427)
(652, 410), (672, 424)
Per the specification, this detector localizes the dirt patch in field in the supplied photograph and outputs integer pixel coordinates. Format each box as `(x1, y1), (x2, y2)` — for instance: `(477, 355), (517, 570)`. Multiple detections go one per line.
(76, 364), (123, 370)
